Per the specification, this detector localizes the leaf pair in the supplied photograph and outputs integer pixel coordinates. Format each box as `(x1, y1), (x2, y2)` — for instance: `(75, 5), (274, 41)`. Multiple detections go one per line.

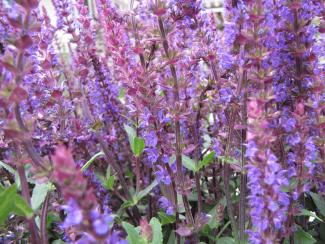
(181, 151), (216, 173)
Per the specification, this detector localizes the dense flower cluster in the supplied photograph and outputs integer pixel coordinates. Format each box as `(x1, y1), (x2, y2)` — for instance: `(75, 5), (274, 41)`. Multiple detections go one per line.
(0, 0), (324, 243)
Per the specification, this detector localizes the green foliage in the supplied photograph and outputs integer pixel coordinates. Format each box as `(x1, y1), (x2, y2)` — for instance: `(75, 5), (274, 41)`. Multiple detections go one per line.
(158, 211), (176, 225)
(31, 183), (53, 210)
(198, 151), (216, 171)
(181, 155), (197, 172)
(98, 166), (116, 190)
(310, 192), (325, 217)
(297, 209), (323, 222)
(120, 180), (158, 210)
(0, 184), (33, 225)
(149, 217), (163, 244)
(294, 227), (316, 244)
(216, 237), (235, 244)
(124, 124), (145, 157)
(122, 221), (147, 244)
(81, 151), (105, 172)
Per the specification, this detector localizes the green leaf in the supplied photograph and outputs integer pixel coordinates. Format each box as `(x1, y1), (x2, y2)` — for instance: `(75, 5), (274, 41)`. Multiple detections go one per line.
(198, 151), (215, 170)
(105, 175), (115, 190)
(0, 184), (17, 224)
(13, 195), (33, 218)
(81, 151), (105, 172)
(124, 124), (136, 151)
(0, 160), (16, 175)
(122, 222), (146, 244)
(134, 180), (158, 203)
(218, 156), (237, 164)
(31, 183), (50, 210)
(297, 209), (323, 222)
(0, 184), (34, 224)
(182, 155), (197, 172)
(294, 228), (316, 244)
(310, 192), (325, 217)
(133, 137), (145, 157)
(216, 237), (235, 244)
(158, 211), (176, 225)
(149, 217), (163, 244)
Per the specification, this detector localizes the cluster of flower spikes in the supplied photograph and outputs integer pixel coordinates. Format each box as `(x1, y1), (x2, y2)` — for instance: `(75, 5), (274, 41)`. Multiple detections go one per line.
(51, 145), (126, 243)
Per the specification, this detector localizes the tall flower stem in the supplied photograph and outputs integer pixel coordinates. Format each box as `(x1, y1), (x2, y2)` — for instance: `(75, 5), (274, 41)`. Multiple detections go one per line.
(157, 16), (195, 227)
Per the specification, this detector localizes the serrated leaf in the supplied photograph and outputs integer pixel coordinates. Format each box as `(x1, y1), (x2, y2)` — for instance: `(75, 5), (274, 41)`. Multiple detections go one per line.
(122, 222), (146, 244)
(310, 192), (325, 217)
(149, 217), (163, 244)
(133, 137), (145, 157)
(105, 175), (115, 190)
(218, 156), (237, 164)
(31, 183), (49, 210)
(134, 180), (158, 203)
(182, 155), (197, 172)
(294, 228), (316, 244)
(198, 151), (215, 170)
(13, 195), (33, 218)
(216, 237), (235, 244)
(158, 211), (176, 225)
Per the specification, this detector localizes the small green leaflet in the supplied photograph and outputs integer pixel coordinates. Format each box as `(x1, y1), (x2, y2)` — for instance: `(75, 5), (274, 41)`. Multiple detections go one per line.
(81, 151), (105, 172)
(134, 180), (158, 204)
(181, 155), (197, 172)
(122, 222), (147, 244)
(120, 180), (158, 209)
(0, 184), (33, 225)
(149, 217), (163, 244)
(198, 151), (216, 170)
(133, 137), (145, 157)
(124, 124), (145, 157)
(158, 211), (176, 225)
(31, 183), (54, 210)
(181, 151), (216, 173)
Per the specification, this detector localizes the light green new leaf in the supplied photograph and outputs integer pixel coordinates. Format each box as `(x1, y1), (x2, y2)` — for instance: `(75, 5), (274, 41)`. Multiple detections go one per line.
(31, 183), (50, 210)
(122, 222), (146, 244)
(133, 137), (145, 157)
(158, 211), (176, 225)
(182, 155), (197, 172)
(134, 180), (158, 203)
(198, 151), (215, 170)
(124, 124), (136, 150)
(81, 151), (105, 172)
(149, 217), (163, 244)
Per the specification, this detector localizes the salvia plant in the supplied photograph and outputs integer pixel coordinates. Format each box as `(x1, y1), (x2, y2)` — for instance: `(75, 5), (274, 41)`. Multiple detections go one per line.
(0, 0), (324, 243)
